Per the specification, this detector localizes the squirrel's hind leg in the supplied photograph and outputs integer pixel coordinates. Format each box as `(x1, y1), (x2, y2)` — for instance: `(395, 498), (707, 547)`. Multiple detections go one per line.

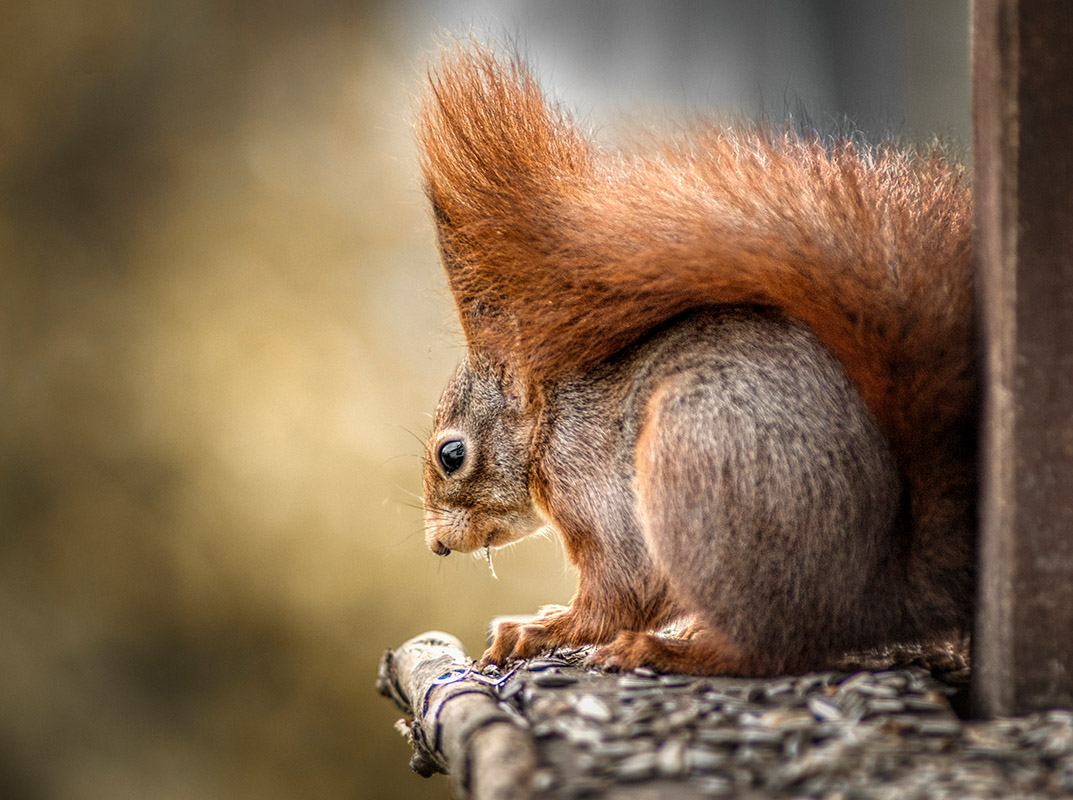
(592, 627), (766, 675)
(625, 326), (900, 676)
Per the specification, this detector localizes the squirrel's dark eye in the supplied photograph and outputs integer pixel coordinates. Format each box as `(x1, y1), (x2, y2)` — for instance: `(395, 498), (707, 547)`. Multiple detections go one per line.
(438, 440), (466, 474)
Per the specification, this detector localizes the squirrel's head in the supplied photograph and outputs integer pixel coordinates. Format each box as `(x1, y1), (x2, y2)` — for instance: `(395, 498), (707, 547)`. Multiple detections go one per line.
(422, 353), (545, 557)
(418, 45), (566, 558)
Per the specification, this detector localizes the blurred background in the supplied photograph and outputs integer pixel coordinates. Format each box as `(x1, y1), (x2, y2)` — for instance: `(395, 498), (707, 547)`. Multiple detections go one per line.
(0, 1), (967, 798)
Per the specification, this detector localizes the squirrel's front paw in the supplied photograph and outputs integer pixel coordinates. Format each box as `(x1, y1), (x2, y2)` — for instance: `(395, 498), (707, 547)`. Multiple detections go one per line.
(479, 618), (553, 666)
(479, 620), (521, 666)
(478, 607), (575, 666)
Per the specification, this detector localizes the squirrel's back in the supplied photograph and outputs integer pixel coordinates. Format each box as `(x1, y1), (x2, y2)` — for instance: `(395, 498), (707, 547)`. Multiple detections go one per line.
(420, 44), (976, 640)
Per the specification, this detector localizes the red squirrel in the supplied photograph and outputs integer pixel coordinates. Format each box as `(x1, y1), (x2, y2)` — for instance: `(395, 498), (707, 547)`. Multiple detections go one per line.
(419, 44), (976, 676)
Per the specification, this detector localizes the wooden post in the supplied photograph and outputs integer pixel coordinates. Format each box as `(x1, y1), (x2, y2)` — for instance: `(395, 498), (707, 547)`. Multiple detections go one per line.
(972, 0), (1073, 717)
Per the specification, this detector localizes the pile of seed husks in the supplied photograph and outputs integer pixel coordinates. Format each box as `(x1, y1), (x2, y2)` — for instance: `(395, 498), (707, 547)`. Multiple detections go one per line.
(479, 650), (1073, 799)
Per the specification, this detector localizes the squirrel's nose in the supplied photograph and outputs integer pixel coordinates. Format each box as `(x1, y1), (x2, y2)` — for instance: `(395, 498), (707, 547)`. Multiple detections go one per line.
(430, 540), (451, 556)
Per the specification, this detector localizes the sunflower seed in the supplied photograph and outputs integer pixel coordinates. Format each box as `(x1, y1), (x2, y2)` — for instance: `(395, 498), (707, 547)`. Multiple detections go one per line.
(864, 697), (906, 715)
(614, 751), (657, 782)
(572, 693), (614, 723)
(694, 776), (734, 795)
(917, 718), (962, 737)
(808, 696), (843, 722)
(686, 747), (729, 772)
(532, 670), (578, 687)
(656, 738), (687, 776)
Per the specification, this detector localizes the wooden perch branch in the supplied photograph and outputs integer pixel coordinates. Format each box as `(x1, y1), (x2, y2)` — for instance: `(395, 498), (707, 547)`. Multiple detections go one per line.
(376, 631), (537, 800)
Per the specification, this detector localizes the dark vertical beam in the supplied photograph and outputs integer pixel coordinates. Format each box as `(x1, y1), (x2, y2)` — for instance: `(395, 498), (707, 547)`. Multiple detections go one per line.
(972, 0), (1073, 717)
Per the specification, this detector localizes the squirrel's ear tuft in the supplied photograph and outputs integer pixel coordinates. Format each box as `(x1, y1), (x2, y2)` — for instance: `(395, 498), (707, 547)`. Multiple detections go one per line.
(419, 42), (588, 234)
(418, 42), (591, 354)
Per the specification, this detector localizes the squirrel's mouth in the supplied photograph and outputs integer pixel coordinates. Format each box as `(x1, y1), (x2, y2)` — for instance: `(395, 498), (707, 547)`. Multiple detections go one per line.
(426, 528), (496, 556)
(426, 509), (539, 556)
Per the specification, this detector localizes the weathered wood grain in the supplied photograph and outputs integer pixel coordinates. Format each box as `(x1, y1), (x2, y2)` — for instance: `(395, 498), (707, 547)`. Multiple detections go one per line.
(972, 0), (1073, 717)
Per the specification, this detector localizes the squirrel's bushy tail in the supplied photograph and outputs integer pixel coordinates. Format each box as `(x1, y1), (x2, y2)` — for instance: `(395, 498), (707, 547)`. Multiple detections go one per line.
(420, 44), (976, 632)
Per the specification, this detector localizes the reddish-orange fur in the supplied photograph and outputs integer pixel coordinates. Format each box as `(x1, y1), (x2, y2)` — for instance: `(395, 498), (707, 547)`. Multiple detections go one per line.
(419, 44), (976, 674)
